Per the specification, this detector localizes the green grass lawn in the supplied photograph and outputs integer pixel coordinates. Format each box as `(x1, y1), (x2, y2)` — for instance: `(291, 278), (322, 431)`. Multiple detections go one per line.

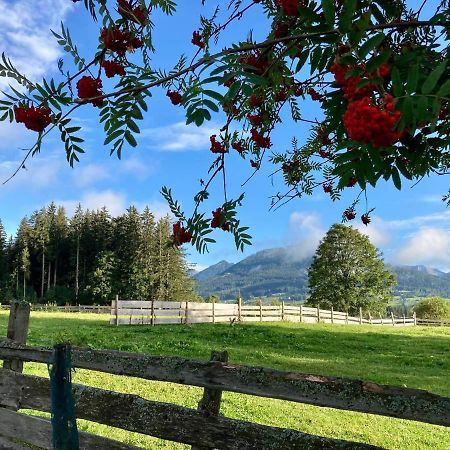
(1, 310), (449, 449)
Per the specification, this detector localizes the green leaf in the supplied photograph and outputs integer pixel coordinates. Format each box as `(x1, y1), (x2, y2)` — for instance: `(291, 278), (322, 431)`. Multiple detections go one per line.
(338, 0), (357, 33)
(321, 0), (335, 26)
(422, 60), (447, 94)
(124, 130), (137, 147)
(437, 78), (450, 98)
(391, 67), (403, 96)
(357, 33), (385, 59)
(202, 89), (224, 102)
(365, 49), (391, 74)
(391, 167), (401, 190)
(406, 65), (419, 93)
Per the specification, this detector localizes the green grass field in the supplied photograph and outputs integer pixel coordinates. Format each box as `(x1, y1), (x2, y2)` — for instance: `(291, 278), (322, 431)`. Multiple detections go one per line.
(0, 310), (449, 449)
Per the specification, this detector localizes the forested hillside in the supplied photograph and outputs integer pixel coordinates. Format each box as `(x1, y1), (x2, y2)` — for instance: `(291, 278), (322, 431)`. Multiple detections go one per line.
(0, 203), (197, 305)
(194, 248), (450, 301)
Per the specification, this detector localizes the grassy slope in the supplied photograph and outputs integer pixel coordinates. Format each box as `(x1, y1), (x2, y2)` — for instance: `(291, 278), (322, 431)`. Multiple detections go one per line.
(0, 311), (449, 449)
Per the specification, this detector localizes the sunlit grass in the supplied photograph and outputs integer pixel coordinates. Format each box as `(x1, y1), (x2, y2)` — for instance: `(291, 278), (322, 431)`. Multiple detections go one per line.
(1, 310), (449, 449)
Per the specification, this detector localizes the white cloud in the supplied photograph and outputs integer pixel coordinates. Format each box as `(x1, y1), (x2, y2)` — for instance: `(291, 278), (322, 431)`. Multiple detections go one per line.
(59, 190), (127, 217)
(74, 164), (110, 187)
(354, 217), (391, 248)
(286, 212), (326, 261)
(386, 210), (450, 230)
(121, 157), (156, 179)
(142, 122), (219, 151)
(0, 1), (73, 89)
(391, 227), (450, 269)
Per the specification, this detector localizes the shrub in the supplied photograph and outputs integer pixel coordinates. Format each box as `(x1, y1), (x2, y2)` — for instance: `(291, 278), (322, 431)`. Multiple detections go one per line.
(413, 297), (450, 320)
(44, 286), (75, 306)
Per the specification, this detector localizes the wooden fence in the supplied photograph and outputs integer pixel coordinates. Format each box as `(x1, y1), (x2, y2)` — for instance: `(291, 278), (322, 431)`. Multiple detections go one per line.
(0, 301), (449, 449)
(0, 303), (111, 313)
(111, 298), (417, 327)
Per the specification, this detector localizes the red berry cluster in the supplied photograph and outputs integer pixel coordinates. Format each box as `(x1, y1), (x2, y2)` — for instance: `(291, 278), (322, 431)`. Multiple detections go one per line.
(250, 128), (272, 148)
(232, 141), (245, 154)
(101, 27), (143, 57)
(343, 208), (356, 220)
(14, 106), (52, 132)
(247, 113), (263, 126)
(172, 222), (192, 245)
(166, 90), (182, 105)
(76, 76), (104, 107)
(308, 88), (325, 102)
(211, 208), (230, 231)
(250, 159), (260, 169)
(346, 177), (357, 187)
(102, 60), (126, 78)
(343, 95), (404, 148)
(238, 51), (270, 76)
(248, 94), (264, 108)
(282, 160), (300, 184)
(323, 182), (332, 193)
(330, 63), (375, 101)
(361, 214), (371, 225)
(118, 0), (147, 24)
(274, 88), (288, 102)
(277, 0), (300, 16)
(210, 135), (227, 154)
(273, 22), (289, 38)
(192, 31), (205, 49)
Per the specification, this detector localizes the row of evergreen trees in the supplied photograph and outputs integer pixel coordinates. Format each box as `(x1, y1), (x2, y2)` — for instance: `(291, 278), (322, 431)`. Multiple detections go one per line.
(0, 203), (198, 305)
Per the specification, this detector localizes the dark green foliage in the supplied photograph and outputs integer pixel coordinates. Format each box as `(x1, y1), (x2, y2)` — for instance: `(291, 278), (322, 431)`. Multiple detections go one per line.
(306, 224), (396, 315)
(2, 203), (197, 305)
(413, 297), (450, 320)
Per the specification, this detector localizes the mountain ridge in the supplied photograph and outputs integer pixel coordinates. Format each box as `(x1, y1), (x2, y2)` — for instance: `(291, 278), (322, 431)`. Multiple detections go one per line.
(193, 247), (450, 300)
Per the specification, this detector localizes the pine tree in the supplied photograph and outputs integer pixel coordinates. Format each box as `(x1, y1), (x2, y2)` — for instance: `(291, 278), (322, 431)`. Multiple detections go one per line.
(69, 204), (84, 301)
(307, 224), (396, 316)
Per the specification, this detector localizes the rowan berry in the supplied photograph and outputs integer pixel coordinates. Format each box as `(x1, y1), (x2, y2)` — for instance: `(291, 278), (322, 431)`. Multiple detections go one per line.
(361, 214), (371, 225)
(14, 106), (52, 132)
(172, 222), (192, 245)
(247, 113), (263, 126)
(210, 135), (227, 154)
(76, 76), (104, 107)
(192, 31), (205, 49)
(102, 60), (126, 78)
(211, 208), (230, 231)
(278, 0), (300, 16)
(323, 182), (332, 193)
(248, 95), (264, 108)
(166, 90), (182, 105)
(344, 208), (356, 220)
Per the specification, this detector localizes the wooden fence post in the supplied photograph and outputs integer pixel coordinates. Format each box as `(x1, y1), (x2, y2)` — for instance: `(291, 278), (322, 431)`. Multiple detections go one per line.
(391, 311), (395, 326)
(368, 312), (372, 325)
(359, 307), (363, 325)
(115, 295), (119, 326)
(3, 301), (30, 373)
(379, 313), (383, 325)
(281, 301), (285, 321)
(403, 314), (406, 325)
(299, 304), (303, 323)
(317, 306), (320, 323)
(185, 301), (189, 325)
(331, 306), (334, 324)
(413, 311), (417, 326)
(191, 350), (228, 450)
(237, 297), (242, 322)
(212, 301), (215, 324)
(259, 302), (262, 322)
(345, 311), (349, 325)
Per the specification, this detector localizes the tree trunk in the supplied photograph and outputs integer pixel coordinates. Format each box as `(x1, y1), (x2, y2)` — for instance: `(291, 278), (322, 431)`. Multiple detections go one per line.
(41, 247), (45, 299)
(54, 258), (57, 288)
(47, 261), (51, 293)
(75, 235), (79, 301)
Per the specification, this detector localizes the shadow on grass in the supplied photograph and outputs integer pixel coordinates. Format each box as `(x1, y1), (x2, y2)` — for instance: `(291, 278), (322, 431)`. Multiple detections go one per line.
(1, 312), (449, 395)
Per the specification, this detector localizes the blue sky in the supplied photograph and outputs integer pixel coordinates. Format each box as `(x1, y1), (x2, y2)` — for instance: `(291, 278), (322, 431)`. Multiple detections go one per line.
(1, 0), (450, 272)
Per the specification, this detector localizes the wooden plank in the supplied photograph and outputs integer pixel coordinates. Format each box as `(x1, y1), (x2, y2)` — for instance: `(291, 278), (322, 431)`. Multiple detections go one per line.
(153, 301), (183, 309)
(116, 308), (153, 316)
(186, 317), (213, 324)
(187, 304), (213, 311)
(0, 371), (384, 450)
(154, 309), (184, 317)
(0, 408), (143, 450)
(1, 342), (449, 427)
(115, 318), (153, 325)
(117, 300), (153, 309)
(187, 311), (213, 318)
(153, 318), (182, 325)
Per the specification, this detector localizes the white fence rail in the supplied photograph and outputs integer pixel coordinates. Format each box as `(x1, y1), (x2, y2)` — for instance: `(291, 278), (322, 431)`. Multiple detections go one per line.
(110, 298), (417, 327)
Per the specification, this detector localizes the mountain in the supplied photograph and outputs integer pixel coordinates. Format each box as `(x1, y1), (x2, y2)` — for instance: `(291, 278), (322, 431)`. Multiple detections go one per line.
(193, 260), (234, 281)
(193, 247), (450, 301)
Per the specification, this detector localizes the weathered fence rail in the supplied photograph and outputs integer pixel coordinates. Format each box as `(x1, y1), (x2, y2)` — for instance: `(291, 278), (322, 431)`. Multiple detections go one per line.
(111, 298), (417, 327)
(0, 303), (111, 313)
(0, 302), (449, 449)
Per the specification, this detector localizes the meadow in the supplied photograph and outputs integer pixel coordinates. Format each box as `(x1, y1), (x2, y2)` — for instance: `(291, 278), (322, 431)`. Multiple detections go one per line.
(0, 310), (449, 449)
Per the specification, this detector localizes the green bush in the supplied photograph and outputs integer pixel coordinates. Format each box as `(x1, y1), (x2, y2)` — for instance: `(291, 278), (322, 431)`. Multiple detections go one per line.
(413, 297), (450, 320)
(44, 286), (75, 306)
